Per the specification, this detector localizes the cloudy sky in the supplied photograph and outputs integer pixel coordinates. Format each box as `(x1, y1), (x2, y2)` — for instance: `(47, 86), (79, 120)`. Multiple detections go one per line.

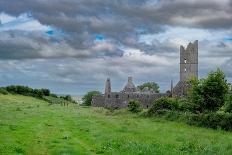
(0, 0), (231, 95)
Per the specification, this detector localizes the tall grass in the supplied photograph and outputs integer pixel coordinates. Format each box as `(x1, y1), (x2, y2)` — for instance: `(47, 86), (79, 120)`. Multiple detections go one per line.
(0, 94), (232, 154)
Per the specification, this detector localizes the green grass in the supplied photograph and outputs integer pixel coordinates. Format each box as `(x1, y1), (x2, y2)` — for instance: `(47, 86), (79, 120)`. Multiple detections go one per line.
(1, 94), (232, 154)
(42, 96), (71, 105)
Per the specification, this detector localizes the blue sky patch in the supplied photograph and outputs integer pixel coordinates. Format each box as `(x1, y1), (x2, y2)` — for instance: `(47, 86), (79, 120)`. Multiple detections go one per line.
(224, 37), (232, 41)
(46, 30), (54, 35)
(95, 34), (105, 41)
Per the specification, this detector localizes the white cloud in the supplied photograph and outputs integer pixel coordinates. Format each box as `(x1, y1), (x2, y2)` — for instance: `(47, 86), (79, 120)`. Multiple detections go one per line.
(0, 12), (16, 24)
(0, 13), (50, 31)
(122, 48), (175, 66)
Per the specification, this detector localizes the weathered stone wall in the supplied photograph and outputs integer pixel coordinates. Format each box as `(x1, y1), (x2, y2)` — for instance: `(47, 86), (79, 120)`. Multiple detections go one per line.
(92, 40), (199, 108)
(92, 92), (169, 109)
(92, 95), (105, 107)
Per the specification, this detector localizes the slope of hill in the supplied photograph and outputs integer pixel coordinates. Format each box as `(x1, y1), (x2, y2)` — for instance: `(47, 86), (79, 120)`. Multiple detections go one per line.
(0, 94), (232, 154)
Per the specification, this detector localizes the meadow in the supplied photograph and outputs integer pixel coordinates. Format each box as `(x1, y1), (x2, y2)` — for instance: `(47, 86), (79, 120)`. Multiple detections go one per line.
(1, 94), (232, 154)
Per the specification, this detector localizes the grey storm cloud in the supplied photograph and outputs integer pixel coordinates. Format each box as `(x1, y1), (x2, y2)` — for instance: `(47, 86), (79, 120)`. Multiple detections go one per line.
(0, 30), (123, 59)
(0, 0), (231, 94)
(1, 0), (231, 31)
(0, 0), (231, 60)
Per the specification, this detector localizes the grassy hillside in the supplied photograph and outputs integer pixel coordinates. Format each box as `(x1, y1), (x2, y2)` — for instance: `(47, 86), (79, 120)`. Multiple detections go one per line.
(0, 94), (232, 154)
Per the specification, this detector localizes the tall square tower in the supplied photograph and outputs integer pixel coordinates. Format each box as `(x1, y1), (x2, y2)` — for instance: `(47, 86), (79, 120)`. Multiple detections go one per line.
(180, 40), (198, 81)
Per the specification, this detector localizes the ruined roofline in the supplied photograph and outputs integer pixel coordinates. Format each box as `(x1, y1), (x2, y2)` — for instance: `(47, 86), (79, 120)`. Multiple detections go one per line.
(180, 40), (198, 52)
(106, 91), (167, 95)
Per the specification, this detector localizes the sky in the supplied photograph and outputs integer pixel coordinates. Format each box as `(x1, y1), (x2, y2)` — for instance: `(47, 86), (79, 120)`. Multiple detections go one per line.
(0, 0), (231, 95)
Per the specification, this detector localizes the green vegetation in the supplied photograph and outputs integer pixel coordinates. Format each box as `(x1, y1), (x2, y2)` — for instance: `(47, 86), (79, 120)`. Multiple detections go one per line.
(82, 91), (101, 106)
(60, 95), (77, 104)
(188, 69), (229, 113)
(137, 82), (160, 93)
(225, 94), (232, 113)
(0, 87), (8, 95)
(0, 85), (76, 104)
(146, 69), (232, 131)
(4, 85), (51, 98)
(1, 94), (232, 154)
(128, 100), (142, 113)
(148, 98), (179, 115)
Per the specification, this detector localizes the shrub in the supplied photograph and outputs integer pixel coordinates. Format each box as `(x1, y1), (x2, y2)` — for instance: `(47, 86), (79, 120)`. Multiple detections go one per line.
(187, 112), (232, 131)
(50, 93), (58, 98)
(224, 94), (232, 113)
(147, 98), (179, 115)
(82, 91), (101, 106)
(60, 95), (76, 103)
(33, 89), (44, 98)
(128, 100), (142, 113)
(40, 88), (50, 96)
(5, 85), (17, 94)
(188, 69), (229, 113)
(0, 87), (8, 95)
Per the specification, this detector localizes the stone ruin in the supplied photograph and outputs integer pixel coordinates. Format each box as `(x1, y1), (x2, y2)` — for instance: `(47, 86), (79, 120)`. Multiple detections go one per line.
(92, 40), (198, 109)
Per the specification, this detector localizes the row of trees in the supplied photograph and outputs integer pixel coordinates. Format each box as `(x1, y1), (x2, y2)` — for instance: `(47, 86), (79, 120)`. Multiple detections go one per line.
(2, 85), (51, 98)
(0, 85), (76, 103)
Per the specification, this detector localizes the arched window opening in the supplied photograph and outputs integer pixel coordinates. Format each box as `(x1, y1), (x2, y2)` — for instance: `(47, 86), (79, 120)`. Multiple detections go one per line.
(108, 94), (110, 98)
(184, 68), (187, 72)
(184, 59), (187, 64)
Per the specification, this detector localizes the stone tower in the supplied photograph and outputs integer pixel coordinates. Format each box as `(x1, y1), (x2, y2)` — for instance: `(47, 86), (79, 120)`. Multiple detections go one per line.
(172, 40), (199, 97)
(180, 40), (198, 81)
(105, 78), (111, 95)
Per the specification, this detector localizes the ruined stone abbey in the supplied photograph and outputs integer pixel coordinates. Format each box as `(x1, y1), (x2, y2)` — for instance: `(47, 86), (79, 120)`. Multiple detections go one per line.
(92, 40), (198, 109)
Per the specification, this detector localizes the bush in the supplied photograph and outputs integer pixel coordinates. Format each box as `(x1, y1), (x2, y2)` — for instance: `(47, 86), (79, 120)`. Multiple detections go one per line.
(0, 87), (8, 95)
(82, 91), (101, 106)
(40, 88), (50, 96)
(188, 69), (229, 113)
(147, 98), (179, 115)
(224, 94), (232, 113)
(60, 95), (76, 103)
(50, 93), (58, 98)
(128, 100), (142, 113)
(187, 112), (232, 131)
(33, 89), (44, 98)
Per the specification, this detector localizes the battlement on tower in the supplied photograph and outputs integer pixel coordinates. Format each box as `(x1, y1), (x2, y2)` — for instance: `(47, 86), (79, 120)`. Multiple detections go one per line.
(180, 40), (198, 53)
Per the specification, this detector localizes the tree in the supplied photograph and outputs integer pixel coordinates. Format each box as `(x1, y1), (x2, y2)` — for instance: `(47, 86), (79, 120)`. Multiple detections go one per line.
(82, 91), (101, 106)
(41, 88), (50, 96)
(137, 82), (160, 93)
(0, 87), (8, 95)
(33, 89), (44, 98)
(188, 69), (229, 113)
(225, 94), (232, 113)
(128, 100), (142, 113)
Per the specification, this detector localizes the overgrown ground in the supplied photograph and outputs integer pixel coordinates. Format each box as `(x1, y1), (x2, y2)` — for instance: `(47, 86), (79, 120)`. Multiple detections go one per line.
(1, 94), (232, 154)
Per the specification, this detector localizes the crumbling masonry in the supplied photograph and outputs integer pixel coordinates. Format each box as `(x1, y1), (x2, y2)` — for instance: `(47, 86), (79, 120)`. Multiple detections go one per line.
(92, 40), (198, 109)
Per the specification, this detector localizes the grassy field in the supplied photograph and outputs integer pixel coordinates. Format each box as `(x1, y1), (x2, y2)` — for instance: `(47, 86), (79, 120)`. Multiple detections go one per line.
(1, 94), (232, 154)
